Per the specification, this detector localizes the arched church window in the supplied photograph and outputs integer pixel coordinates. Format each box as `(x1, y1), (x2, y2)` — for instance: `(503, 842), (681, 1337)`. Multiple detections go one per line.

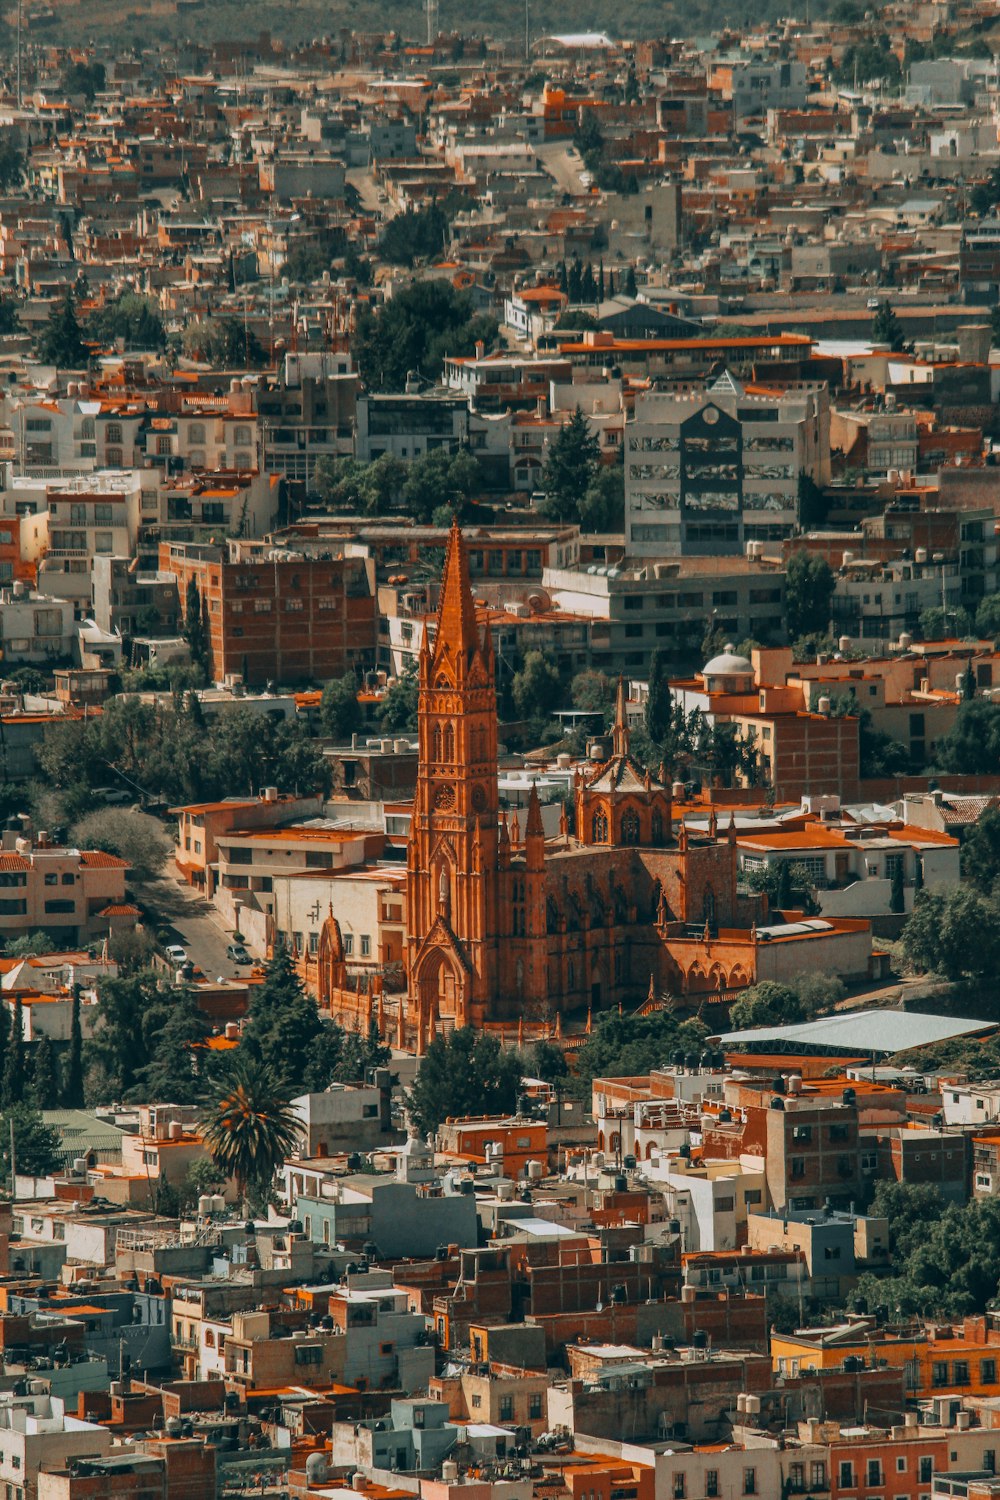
(591, 811), (608, 843)
(652, 811), (664, 845)
(443, 724), (455, 761)
(703, 886), (716, 927)
(621, 809), (640, 845)
(432, 725), (442, 761)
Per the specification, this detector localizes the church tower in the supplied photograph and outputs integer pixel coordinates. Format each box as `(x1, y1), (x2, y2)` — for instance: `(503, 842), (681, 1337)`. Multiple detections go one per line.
(406, 521), (500, 1045)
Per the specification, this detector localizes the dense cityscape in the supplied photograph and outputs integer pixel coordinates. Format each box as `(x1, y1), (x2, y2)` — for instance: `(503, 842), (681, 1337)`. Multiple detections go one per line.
(1, 5), (1000, 1499)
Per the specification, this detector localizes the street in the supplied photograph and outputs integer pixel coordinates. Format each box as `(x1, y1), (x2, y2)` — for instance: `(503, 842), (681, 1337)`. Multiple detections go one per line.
(143, 860), (245, 983)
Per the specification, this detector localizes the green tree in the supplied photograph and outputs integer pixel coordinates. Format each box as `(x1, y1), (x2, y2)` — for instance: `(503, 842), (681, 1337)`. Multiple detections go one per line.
(890, 858), (905, 915)
(406, 1027), (523, 1135)
(333, 1019), (391, 1084)
(645, 650), (672, 747)
(320, 674), (362, 742)
(71, 809), (170, 884)
(785, 550), (834, 640)
(200, 1057), (301, 1211)
(378, 204), (449, 266)
(60, 59), (106, 99)
(531, 1040), (568, 1084)
(539, 408), (601, 524)
(36, 290), (89, 366)
(934, 698), (1000, 774)
(0, 141), (24, 191)
(578, 463), (625, 533)
(379, 666), (419, 734)
(64, 989), (84, 1108)
(871, 299), (907, 352)
(728, 981), (804, 1031)
(975, 594), (1000, 639)
(241, 947), (344, 1092)
(2, 1105), (61, 1181)
(3, 932), (53, 958)
(962, 806), (1000, 894)
(178, 1155), (227, 1211)
(184, 576), (209, 673)
(182, 316), (265, 368)
(132, 988), (212, 1104)
(1, 998), (24, 1107)
(29, 1033), (60, 1111)
(901, 887), (1000, 981)
(87, 292), (165, 352)
(87, 971), (161, 1099)
(624, 265), (637, 297)
(352, 281), (498, 392)
(573, 1011), (708, 1100)
(919, 605), (973, 641)
(571, 669), (616, 726)
(511, 650), (560, 721)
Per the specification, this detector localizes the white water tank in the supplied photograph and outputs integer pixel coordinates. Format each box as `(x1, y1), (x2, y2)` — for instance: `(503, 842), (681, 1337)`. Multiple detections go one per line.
(838, 636), (851, 653)
(915, 547), (927, 564)
(818, 696), (831, 715)
(899, 632), (912, 650)
(526, 1159), (544, 1182)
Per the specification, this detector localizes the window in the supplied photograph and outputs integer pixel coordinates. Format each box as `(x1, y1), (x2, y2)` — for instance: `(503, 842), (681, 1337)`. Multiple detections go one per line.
(673, 1477), (686, 1500)
(344, 935), (354, 955)
(983, 1360), (997, 1384)
(44, 899), (75, 914)
(867, 1460), (882, 1486)
(499, 1397), (513, 1422)
(529, 1395), (542, 1419)
(716, 1196), (735, 1212)
(294, 1344), (323, 1366)
(621, 809), (640, 845)
(706, 1473), (719, 1499)
(954, 1360), (970, 1386)
(360, 935), (371, 957)
(471, 1394), (482, 1409)
(932, 1362), (949, 1387)
(810, 1464), (826, 1490)
(792, 1125), (812, 1143)
(919, 1458), (933, 1484)
(897, 1458), (907, 1473)
(157, 435), (172, 456)
(984, 1451), (996, 1475)
(790, 1156), (805, 1179)
(743, 1469), (757, 1495)
(839, 1463), (855, 1489)
(44, 872), (57, 886)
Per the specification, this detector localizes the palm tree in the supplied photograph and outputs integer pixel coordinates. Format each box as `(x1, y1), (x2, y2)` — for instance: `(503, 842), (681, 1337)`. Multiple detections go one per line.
(199, 1058), (301, 1212)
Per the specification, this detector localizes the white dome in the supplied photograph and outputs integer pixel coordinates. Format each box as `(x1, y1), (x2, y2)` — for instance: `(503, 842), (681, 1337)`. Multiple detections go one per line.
(703, 644), (753, 676)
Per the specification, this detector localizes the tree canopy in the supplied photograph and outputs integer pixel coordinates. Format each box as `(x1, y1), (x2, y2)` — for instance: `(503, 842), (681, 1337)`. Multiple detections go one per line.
(785, 550), (834, 640)
(351, 281), (498, 392)
(538, 408), (601, 524)
(36, 291), (89, 367)
(406, 1027), (523, 1134)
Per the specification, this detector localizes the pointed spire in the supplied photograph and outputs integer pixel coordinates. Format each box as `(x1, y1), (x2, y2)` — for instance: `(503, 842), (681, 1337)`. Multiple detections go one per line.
(612, 674), (630, 757)
(526, 783), (544, 840)
(510, 811), (520, 845)
(728, 811), (737, 844)
(708, 806), (718, 838)
(559, 800), (569, 841)
(434, 517), (480, 668)
(647, 973), (656, 1007)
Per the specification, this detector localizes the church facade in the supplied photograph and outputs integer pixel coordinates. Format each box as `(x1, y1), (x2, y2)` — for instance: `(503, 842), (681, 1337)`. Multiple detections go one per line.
(318, 522), (768, 1051)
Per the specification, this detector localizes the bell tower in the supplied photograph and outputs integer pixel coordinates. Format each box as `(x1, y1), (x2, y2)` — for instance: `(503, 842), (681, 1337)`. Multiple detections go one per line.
(406, 521), (500, 1040)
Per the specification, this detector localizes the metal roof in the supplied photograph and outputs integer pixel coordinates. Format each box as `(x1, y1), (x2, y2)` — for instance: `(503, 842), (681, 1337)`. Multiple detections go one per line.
(713, 1008), (994, 1057)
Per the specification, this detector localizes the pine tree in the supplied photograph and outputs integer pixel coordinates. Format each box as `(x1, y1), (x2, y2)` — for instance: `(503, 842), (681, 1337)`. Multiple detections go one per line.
(558, 260), (568, 295)
(2, 998), (24, 1107)
(962, 661), (976, 701)
(30, 1033), (60, 1110)
(64, 989), (84, 1108)
(581, 261), (596, 301)
(36, 290), (88, 366)
(539, 407), (601, 524)
(598, 259), (605, 301)
(567, 257), (583, 302)
(890, 859), (906, 915)
(607, 269), (615, 297)
(625, 264), (637, 297)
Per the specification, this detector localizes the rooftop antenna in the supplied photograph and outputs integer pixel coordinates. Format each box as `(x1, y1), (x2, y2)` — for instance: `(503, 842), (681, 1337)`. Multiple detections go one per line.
(425, 0), (438, 47)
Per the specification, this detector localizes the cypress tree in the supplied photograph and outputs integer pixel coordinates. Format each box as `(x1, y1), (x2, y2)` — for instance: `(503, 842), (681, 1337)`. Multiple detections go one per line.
(890, 859), (906, 915)
(2, 998), (24, 1107)
(776, 861), (792, 910)
(30, 1033), (60, 1110)
(64, 988), (85, 1108)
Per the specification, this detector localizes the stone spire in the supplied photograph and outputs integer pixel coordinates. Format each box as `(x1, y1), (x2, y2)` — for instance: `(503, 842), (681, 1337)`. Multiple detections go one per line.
(434, 517), (480, 669)
(612, 674), (630, 757)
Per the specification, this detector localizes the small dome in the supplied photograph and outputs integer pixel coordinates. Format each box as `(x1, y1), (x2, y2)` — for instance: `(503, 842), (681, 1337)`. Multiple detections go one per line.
(702, 644), (752, 676)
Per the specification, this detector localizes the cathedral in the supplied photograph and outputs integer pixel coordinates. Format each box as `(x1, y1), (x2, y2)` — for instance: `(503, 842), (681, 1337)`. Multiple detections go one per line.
(315, 520), (766, 1051)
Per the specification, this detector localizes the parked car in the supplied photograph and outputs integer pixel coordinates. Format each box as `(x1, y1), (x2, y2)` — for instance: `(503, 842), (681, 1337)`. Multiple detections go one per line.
(165, 944), (188, 965)
(93, 787), (133, 806)
(227, 944), (251, 965)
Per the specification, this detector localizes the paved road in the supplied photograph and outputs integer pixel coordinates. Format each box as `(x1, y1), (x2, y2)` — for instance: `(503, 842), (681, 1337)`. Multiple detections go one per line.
(142, 864), (245, 983)
(536, 141), (589, 196)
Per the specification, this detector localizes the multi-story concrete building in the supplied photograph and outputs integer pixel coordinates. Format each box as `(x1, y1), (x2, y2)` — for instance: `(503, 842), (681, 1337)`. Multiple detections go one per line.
(543, 557), (787, 673)
(625, 377), (830, 557)
(258, 352), (359, 485)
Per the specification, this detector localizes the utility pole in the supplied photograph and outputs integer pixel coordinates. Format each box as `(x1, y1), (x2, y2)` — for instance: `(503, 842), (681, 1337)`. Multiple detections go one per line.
(524, 0), (530, 63)
(16, 0), (22, 110)
(9, 1115), (16, 1201)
